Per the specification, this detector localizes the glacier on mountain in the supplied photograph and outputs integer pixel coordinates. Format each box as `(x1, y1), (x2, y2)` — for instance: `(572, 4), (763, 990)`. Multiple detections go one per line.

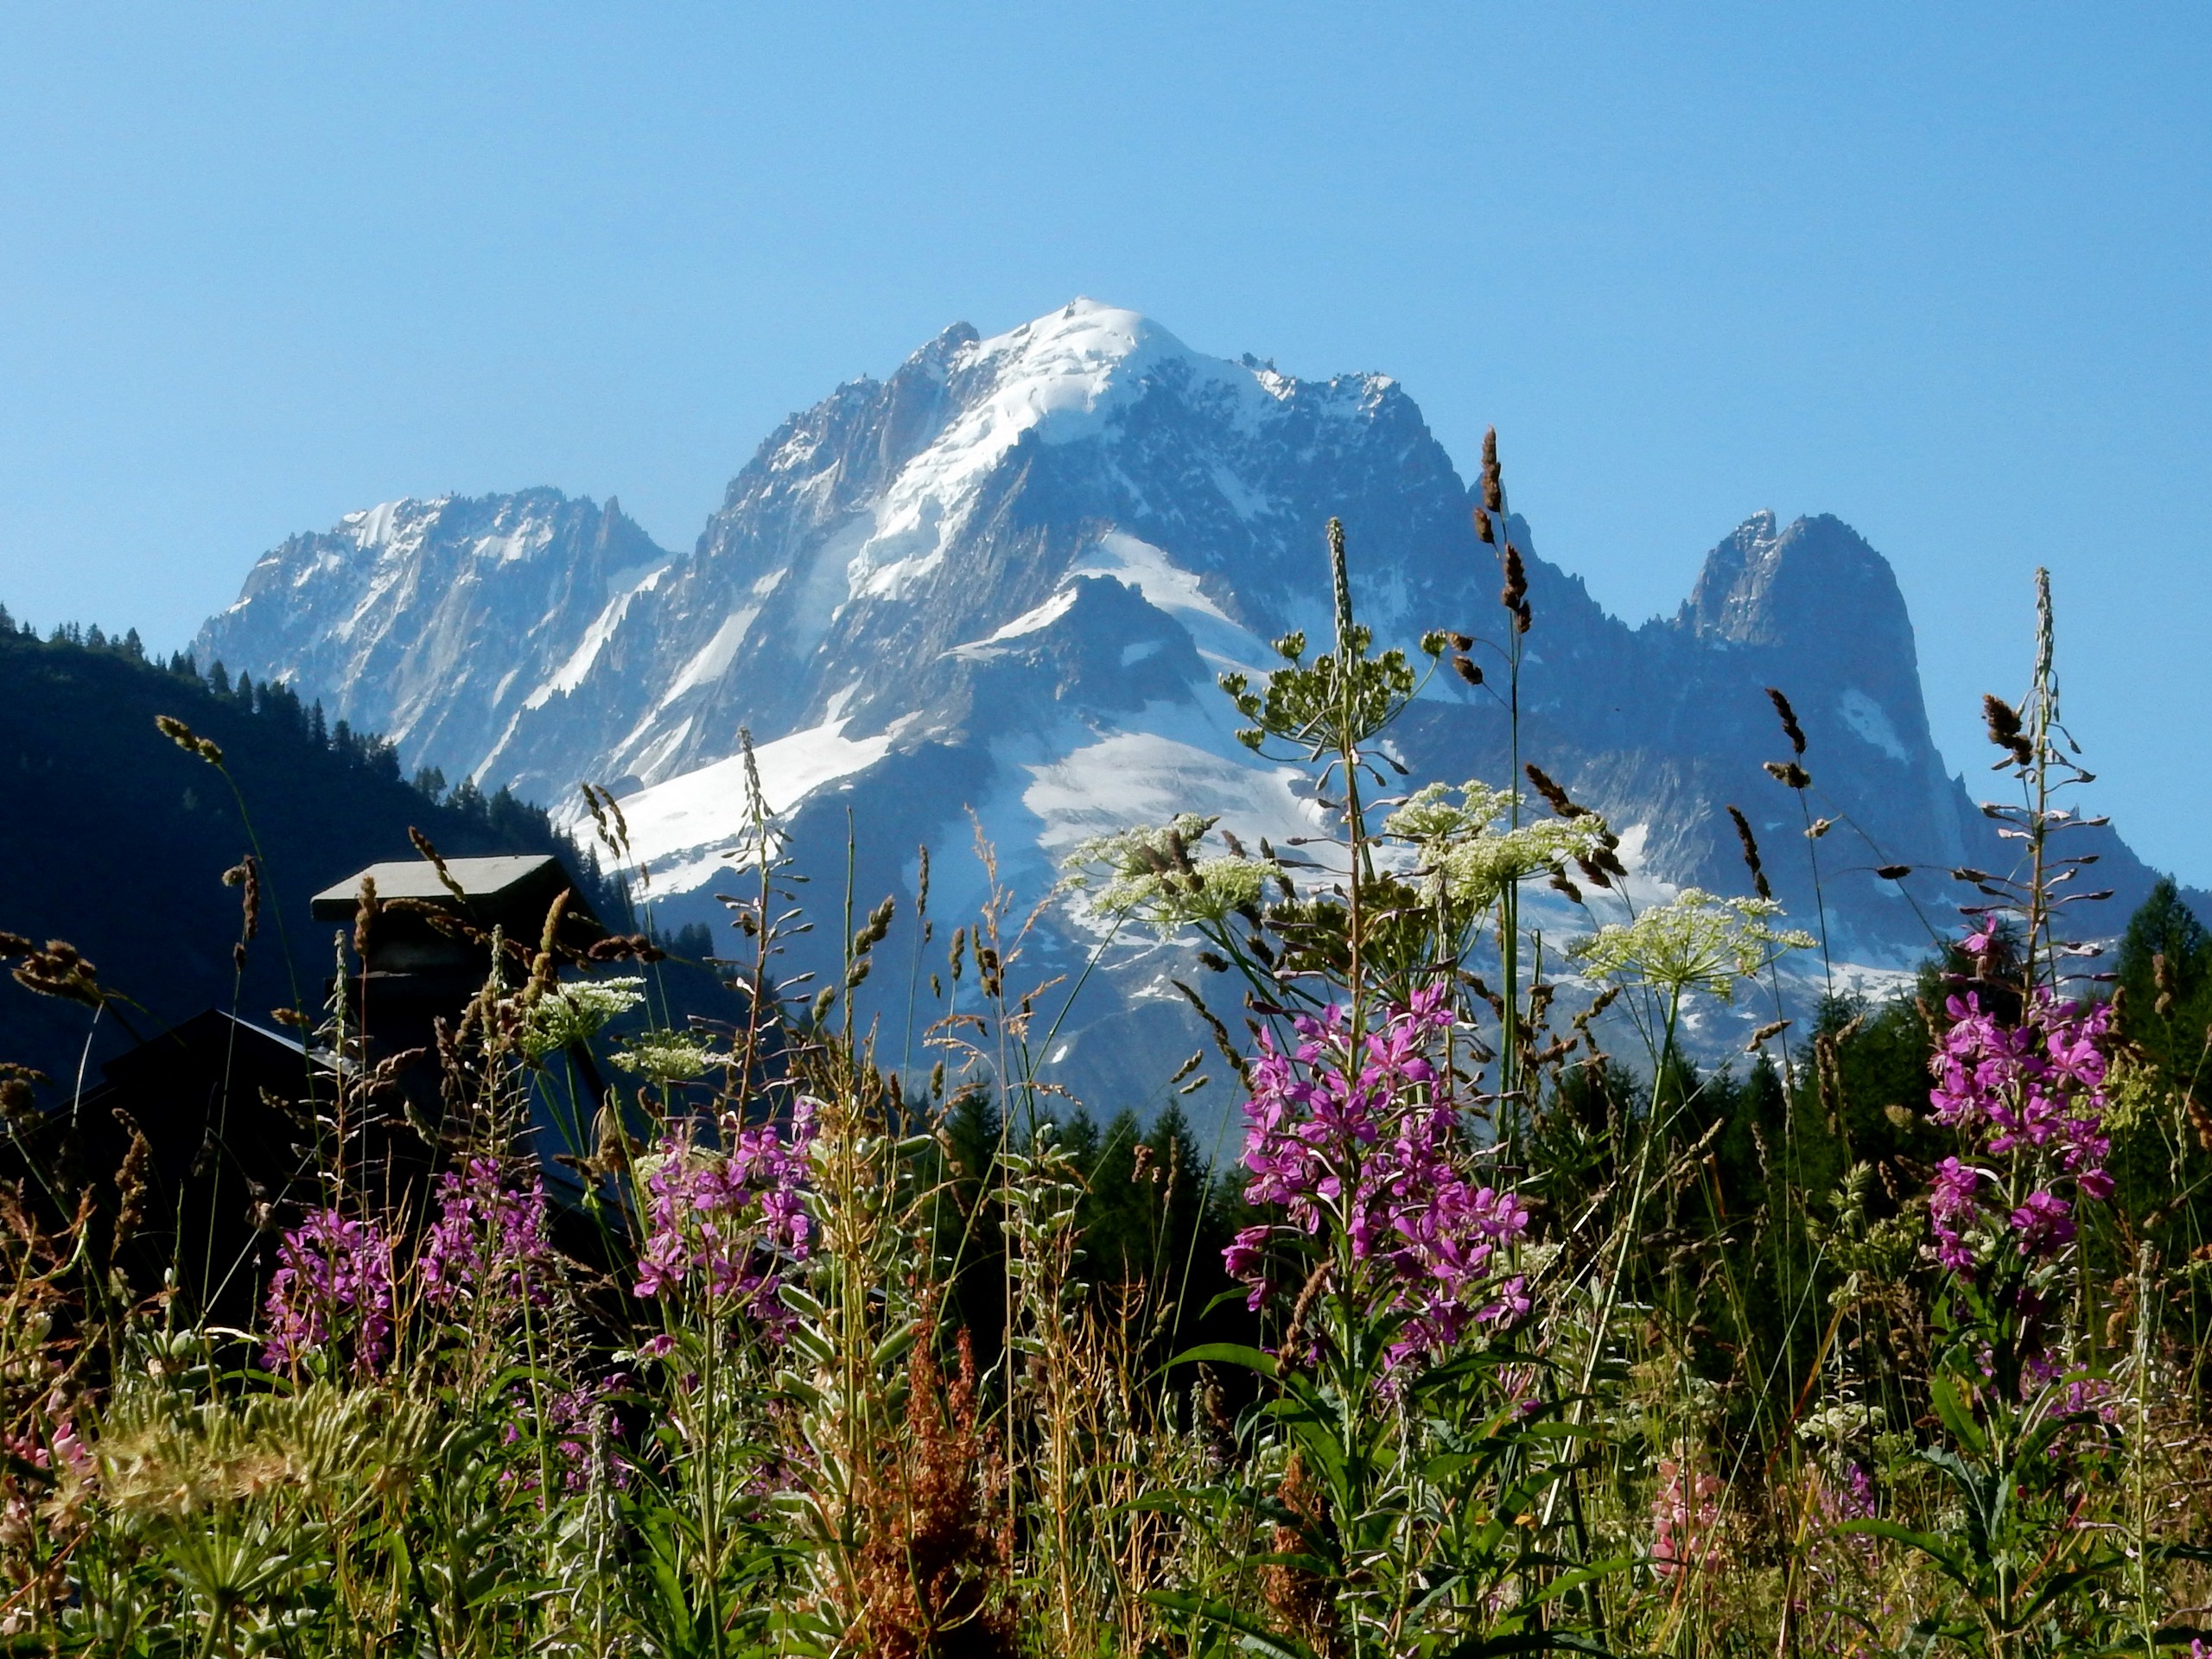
(194, 298), (2191, 1116)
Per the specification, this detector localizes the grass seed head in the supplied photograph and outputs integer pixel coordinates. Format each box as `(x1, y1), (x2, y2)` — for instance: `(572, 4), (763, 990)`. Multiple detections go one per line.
(1765, 687), (1807, 754)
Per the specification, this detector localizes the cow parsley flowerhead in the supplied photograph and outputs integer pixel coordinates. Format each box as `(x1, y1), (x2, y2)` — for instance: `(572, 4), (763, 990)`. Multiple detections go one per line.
(1063, 815), (1276, 932)
(1382, 780), (1519, 845)
(521, 976), (646, 1061)
(612, 1028), (722, 1083)
(1384, 782), (1611, 907)
(1569, 889), (1813, 1003)
(1432, 819), (1611, 909)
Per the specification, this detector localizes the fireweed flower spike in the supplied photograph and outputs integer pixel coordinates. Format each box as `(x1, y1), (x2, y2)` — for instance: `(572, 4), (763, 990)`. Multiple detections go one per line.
(632, 1097), (819, 1333)
(1923, 982), (2114, 1282)
(1224, 986), (1531, 1374)
(420, 1155), (557, 1318)
(263, 1210), (397, 1375)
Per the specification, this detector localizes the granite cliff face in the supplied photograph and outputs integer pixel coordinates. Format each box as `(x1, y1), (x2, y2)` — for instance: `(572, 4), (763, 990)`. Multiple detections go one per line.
(195, 300), (2179, 1106)
(198, 488), (675, 787)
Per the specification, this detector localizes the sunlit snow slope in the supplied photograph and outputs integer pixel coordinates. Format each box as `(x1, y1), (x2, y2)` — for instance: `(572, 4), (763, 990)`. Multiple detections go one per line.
(197, 299), (2189, 1109)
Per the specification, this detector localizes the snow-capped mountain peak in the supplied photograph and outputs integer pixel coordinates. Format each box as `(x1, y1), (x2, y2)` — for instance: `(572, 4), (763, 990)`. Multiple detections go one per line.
(194, 302), (2187, 1107)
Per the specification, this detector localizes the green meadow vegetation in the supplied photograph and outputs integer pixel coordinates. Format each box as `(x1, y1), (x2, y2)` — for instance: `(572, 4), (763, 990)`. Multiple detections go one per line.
(3, 442), (2211, 1657)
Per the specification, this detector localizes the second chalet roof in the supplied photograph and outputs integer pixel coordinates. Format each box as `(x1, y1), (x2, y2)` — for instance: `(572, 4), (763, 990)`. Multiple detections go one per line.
(308, 853), (595, 927)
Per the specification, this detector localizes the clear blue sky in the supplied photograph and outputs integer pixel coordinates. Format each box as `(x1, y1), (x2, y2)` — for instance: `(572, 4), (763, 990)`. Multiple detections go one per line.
(3, 3), (2207, 881)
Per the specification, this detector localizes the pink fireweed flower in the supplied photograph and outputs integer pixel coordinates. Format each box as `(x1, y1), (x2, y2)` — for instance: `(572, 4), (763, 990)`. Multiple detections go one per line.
(263, 1209), (397, 1374)
(1224, 986), (1530, 1373)
(632, 1098), (818, 1335)
(420, 1155), (556, 1319)
(1929, 1158), (1986, 1273)
(1924, 979), (2113, 1283)
(1652, 1457), (1726, 1578)
(2009, 1190), (2075, 1255)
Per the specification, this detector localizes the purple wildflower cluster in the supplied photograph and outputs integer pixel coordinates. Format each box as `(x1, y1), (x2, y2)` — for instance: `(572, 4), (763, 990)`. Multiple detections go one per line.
(632, 1099), (817, 1332)
(501, 1379), (631, 1494)
(420, 1155), (556, 1319)
(264, 1210), (397, 1374)
(1823, 1461), (1878, 1524)
(1223, 984), (1530, 1372)
(1925, 987), (2114, 1278)
(1650, 1457), (1726, 1578)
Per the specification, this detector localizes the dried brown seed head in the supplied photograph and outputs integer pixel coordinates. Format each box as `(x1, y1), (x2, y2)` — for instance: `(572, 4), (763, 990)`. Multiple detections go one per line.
(1748, 1019), (1791, 1050)
(352, 874), (378, 961)
(1764, 688), (1807, 755)
(1982, 694), (2034, 766)
(1726, 805), (1773, 901)
(1524, 762), (1586, 819)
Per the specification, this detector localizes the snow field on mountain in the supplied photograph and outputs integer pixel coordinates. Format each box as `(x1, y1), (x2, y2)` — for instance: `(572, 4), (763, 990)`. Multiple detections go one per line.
(598, 717), (898, 896)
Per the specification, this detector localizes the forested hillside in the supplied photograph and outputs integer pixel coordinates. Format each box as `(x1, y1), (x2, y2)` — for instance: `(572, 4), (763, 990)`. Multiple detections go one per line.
(0, 609), (630, 1088)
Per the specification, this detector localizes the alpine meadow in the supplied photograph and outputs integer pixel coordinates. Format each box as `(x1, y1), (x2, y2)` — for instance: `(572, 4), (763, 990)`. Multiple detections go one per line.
(6, 329), (2212, 1656)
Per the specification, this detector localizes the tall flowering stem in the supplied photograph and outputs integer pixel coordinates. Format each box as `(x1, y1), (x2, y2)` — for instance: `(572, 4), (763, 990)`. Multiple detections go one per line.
(1917, 976), (2120, 1413)
(616, 1096), (824, 1656)
(1224, 985), (1530, 1376)
(1927, 990), (2113, 1296)
(420, 1154), (557, 1322)
(1838, 573), (2130, 1655)
(631, 1098), (818, 1335)
(262, 1210), (396, 1376)
(1180, 988), (1586, 1655)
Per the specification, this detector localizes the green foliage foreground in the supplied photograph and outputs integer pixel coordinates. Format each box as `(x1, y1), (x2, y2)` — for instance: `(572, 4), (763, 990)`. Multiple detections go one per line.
(3, 457), (2211, 1657)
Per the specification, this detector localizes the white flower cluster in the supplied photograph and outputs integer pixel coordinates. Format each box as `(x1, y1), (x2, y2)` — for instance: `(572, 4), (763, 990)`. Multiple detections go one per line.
(1382, 780), (1519, 844)
(1568, 889), (1815, 1003)
(1062, 814), (1278, 934)
(519, 976), (646, 1061)
(611, 1028), (724, 1084)
(1796, 1400), (1886, 1450)
(1384, 781), (1611, 907)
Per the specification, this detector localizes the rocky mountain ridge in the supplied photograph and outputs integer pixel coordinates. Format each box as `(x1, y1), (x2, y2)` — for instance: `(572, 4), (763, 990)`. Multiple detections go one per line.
(194, 299), (2185, 1108)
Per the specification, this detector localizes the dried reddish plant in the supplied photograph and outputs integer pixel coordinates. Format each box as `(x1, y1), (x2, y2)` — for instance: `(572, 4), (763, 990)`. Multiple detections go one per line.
(850, 1323), (1018, 1659)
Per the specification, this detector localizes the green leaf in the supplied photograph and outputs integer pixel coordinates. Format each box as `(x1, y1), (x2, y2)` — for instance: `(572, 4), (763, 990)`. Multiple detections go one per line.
(1431, 1632), (1615, 1659)
(1836, 1517), (1972, 1586)
(1929, 1371), (1991, 1457)
(1141, 1591), (1314, 1659)
(1165, 1342), (1281, 1380)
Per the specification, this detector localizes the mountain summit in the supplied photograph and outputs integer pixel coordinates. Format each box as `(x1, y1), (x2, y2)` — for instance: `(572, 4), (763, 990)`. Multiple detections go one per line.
(195, 300), (2183, 1094)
